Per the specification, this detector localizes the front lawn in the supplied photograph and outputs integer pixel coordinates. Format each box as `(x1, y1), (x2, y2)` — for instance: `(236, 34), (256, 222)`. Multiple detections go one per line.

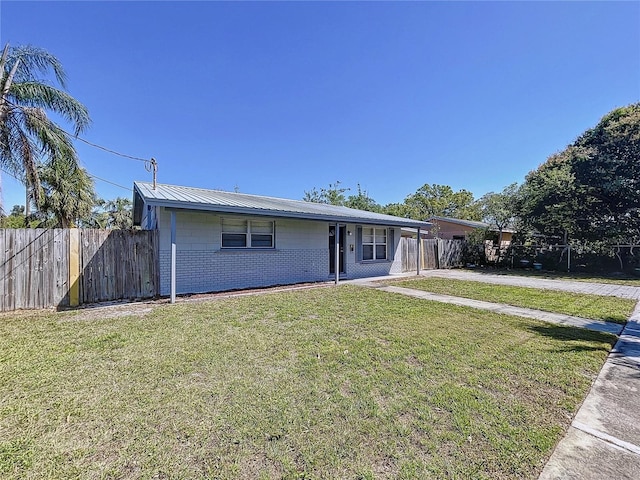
(0, 286), (615, 479)
(390, 278), (636, 324)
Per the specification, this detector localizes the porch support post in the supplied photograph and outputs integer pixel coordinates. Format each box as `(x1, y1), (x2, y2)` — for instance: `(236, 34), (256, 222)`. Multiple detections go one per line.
(170, 210), (177, 303)
(335, 223), (340, 285)
(416, 227), (421, 276)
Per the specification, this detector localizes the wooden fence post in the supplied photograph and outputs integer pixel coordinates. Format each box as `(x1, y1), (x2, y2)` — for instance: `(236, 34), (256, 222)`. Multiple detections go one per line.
(69, 228), (80, 307)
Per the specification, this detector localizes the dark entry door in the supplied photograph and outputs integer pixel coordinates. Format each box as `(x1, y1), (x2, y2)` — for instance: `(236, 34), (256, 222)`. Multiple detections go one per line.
(329, 225), (346, 275)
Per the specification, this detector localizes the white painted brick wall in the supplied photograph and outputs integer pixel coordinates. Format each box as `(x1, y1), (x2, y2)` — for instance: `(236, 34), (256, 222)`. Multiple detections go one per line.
(156, 209), (405, 295)
(159, 249), (328, 295)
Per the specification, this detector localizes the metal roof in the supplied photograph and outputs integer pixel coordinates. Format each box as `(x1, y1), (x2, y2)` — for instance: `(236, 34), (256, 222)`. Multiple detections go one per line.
(134, 182), (431, 228)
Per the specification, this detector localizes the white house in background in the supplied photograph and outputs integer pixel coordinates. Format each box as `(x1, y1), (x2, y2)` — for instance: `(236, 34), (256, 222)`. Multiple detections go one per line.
(133, 182), (430, 298)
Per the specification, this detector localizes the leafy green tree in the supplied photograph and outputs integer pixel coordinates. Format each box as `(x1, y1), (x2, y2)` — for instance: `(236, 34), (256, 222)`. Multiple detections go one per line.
(0, 43), (90, 211)
(570, 103), (640, 242)
(518, 152), (580, 241)
(381, 202), (410, 218)
(0, 204), (26, 228)
(400, 184), (481, 221)
(303, 181), (349, 206)
(479, 182), (520, 262)
(518, 103), (640, 244)
(37, 155), (96, 228)
(344, 184), (382, 212)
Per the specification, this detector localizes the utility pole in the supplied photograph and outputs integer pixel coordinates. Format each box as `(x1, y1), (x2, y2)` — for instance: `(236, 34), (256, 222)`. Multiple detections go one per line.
(146, 158), (158, 189)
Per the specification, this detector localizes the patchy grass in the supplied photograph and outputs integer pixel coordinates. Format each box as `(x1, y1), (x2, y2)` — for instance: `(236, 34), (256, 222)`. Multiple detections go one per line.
(0, 286), (615, 479)
(478, 268), (640, 287)
(390, 278), (635, 324)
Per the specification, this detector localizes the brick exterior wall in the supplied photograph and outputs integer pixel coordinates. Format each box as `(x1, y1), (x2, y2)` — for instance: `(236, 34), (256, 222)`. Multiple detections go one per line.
(159, 248), (328, 295)
(156, 208), (403, 295)
(349, 258), (403, 278)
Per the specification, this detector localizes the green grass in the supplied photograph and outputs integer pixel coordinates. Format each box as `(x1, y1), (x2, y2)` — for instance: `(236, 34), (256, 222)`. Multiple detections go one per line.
(0, 286), (615, 479)
(390, 278), (636, 324)
(483, 268), (640, 287)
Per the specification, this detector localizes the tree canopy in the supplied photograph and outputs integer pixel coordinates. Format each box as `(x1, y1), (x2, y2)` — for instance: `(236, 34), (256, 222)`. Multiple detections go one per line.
(518, 103), (640, 243)
(302, 181), (382, 213)
(479, 182), (519, 233)
(303, 181), (482, 220)
(303, 181), (350, 206)
(400, 184), (481, 221)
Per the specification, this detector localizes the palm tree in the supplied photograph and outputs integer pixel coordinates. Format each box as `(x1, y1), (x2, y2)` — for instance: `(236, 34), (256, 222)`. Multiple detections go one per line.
(37, 154), (96, 228)
(83, 198), (110, 229)
(104, 197), (133, 229)
(0, 43), (90, 211)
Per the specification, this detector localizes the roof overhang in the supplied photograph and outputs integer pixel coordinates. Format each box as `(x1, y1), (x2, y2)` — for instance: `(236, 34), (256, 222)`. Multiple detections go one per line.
(133, 182), (431, 229)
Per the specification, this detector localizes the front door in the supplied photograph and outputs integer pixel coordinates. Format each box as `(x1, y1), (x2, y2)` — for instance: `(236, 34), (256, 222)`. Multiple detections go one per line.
(329, 225), (346, 275)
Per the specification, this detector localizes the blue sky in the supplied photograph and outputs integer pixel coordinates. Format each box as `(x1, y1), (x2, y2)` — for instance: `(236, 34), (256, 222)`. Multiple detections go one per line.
(1, 1), (639, 211)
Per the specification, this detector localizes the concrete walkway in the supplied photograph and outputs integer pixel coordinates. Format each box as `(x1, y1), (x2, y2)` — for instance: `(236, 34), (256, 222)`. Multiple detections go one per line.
(420, 269), (640, 300)
(539, 301), (640, 480)
(350, 271), (640, 479)
(380, 285), (624, 335)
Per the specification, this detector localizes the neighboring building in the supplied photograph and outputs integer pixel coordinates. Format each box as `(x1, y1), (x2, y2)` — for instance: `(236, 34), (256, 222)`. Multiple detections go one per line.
(133, 182), (430, 297)
(400, 227), (430, 239)
(427, 216), (515, 263)
(427, 216), (514, 244)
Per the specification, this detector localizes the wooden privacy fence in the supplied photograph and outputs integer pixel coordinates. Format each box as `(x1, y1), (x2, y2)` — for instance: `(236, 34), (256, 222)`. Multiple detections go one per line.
(401, 238), (465, 272)
(81, 230), (159, 304)
(0, 229), (70, 312)
(0, 229), (159, 312)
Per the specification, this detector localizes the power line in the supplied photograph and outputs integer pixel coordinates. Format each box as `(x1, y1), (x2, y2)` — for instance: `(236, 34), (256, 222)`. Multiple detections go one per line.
(73, 136), (149, 163)
(88, 174), (132, 192)
(6, 100), (152, 163)
(3, 166), (132, 194)
(3, 102), (156, 193)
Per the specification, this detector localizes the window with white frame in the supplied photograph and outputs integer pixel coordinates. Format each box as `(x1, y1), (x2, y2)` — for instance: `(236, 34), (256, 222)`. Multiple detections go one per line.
(221, 218), (274, 248)
(362, 227), (387, 260)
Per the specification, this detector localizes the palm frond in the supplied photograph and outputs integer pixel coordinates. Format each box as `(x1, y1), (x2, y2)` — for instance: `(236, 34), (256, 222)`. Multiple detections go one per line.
(4, 44), (67, 88)
(39, 154), (96, 227)
(20, 106), (77, 161)
(17, 128), (41, 205)
(0, 109), (36, 178)
(10, 82), (90, 134)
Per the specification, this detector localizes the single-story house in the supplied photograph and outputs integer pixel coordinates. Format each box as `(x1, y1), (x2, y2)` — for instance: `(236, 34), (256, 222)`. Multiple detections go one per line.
(427, 216), (515, 245)
(133, 182), (430, 300)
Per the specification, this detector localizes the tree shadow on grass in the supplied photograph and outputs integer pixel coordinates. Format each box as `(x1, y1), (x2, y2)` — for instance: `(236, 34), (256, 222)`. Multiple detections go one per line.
(600, 316), (627, 324)
(527, 323), (617, 354)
